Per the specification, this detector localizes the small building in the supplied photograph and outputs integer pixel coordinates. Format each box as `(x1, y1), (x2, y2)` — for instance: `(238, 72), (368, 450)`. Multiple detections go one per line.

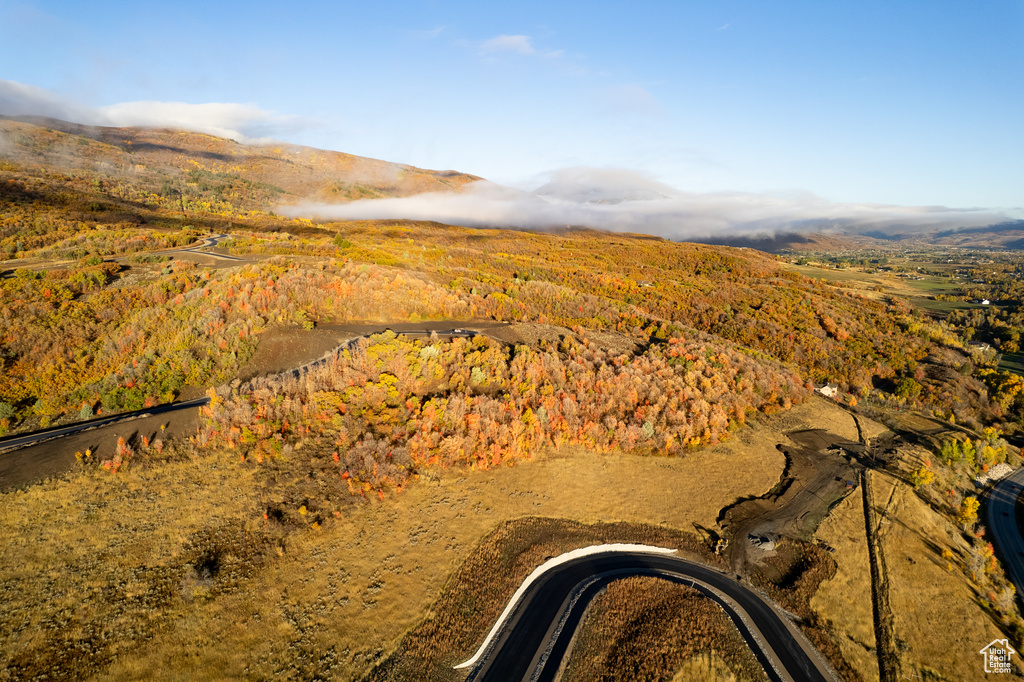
(815, 383), (840, 398)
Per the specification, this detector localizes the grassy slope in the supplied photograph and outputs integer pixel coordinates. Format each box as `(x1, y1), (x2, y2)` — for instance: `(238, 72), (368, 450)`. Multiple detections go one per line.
(1, 116), (479, 208)
(812, 437), (1024, 681)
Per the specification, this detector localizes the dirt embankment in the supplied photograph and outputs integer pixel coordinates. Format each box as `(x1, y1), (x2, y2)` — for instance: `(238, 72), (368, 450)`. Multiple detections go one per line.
(0, 408), (201, 492)
(719, 423), (863, 576)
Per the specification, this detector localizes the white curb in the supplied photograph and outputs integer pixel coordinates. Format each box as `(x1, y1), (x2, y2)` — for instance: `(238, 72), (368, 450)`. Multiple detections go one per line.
(453, 543), (677, 670)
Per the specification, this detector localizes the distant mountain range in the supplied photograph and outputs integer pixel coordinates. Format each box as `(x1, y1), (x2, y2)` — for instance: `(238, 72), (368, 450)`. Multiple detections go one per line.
(2, 114), (1020, 252)
(692, 220), (1024, 253)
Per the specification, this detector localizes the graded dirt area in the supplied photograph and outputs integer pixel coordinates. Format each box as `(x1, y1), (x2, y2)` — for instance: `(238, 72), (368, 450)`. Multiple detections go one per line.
(236, 320), (522, 381)
(719, 400), (880, 575)
(0, 397), (861, 680)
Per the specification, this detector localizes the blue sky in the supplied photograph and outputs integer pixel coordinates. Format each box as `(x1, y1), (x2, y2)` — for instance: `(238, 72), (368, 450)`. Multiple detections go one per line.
(1, 0), (1022, 215)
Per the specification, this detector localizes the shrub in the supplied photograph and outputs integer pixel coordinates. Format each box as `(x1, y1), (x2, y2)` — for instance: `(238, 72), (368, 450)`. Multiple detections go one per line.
(894, 376), (922, 400)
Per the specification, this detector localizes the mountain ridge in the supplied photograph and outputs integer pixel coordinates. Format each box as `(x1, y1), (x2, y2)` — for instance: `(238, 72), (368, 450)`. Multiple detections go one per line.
(0, 114), (481, 208)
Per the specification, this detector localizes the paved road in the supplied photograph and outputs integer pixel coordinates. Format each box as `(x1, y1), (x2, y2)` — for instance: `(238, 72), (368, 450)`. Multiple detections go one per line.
(0, 398), (209, 454)
(161, 233), (247, 261)
(986, 467), (1024, 603)
(0, 328), (482, 455)
(464, 552), (834, 682)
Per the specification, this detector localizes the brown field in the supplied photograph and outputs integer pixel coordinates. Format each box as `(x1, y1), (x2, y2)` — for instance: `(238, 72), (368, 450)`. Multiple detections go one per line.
(671, 653), (742, 681)
(812, 464), (1024, 682)
(0, 397), (860, 680)
(876, 471), (1024, 679)
(558, 576), (768, 682)
(811, 480), (879, 682)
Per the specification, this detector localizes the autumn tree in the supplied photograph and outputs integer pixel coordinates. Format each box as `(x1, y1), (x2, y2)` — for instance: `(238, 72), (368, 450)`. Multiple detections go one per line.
(911, 465), (934, 490)
(958, 497), (980, 529)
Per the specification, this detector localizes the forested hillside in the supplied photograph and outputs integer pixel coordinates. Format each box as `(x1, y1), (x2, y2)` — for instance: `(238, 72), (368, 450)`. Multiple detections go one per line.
(0, 118), (994, 442)
(0, 111), (1011, 682)
(201, 329), (807, 501)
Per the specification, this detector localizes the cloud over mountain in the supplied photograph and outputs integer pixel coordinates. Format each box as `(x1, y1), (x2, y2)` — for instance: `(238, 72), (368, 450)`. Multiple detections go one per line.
(0, 79), (313, 144)
(282, 167), (1013, 239)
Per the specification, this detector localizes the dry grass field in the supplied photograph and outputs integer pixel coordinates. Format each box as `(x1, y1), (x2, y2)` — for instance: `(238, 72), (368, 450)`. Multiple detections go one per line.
(558, 576), (768, 682)
(0, 397), (862, 680)
(810, 482), (879, 682)
(812, 464), (1024, 682)
(670, 653), (742, 681)
(804, 405), (889, 682)
(875, 472), (1024, 680)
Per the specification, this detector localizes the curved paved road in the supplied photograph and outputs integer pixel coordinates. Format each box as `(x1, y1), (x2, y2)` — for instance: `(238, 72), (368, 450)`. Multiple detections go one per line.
(987, 467), (1024, 603)
(464, 552), (834, 682)
(149, 233), (246, 262)
(0, 328), (481, 455)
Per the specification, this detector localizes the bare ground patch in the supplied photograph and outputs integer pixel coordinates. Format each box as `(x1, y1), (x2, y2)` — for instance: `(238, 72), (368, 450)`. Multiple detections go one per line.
(234, 324), (360, 381)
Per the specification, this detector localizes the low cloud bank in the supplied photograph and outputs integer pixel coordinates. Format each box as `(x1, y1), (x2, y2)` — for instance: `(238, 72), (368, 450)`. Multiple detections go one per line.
(282, 167), (1012, 239)
(0, 79), (312, 143)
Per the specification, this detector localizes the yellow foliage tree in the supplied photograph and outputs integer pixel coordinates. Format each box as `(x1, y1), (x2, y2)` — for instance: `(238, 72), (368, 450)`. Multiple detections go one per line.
(911, 465), (935, 490)
(958, 497), (980, 528)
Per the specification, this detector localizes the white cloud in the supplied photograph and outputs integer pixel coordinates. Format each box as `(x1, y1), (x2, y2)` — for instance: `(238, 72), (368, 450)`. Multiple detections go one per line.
(0, 78), (315, 143)
(97, 101), (313, 144)
(280, 167), (1013, 239)
(601, 84), (663, 117)
(478, 34), (563, 59)
(480, 34), (536, 55)
(0, 79), (96, 124)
